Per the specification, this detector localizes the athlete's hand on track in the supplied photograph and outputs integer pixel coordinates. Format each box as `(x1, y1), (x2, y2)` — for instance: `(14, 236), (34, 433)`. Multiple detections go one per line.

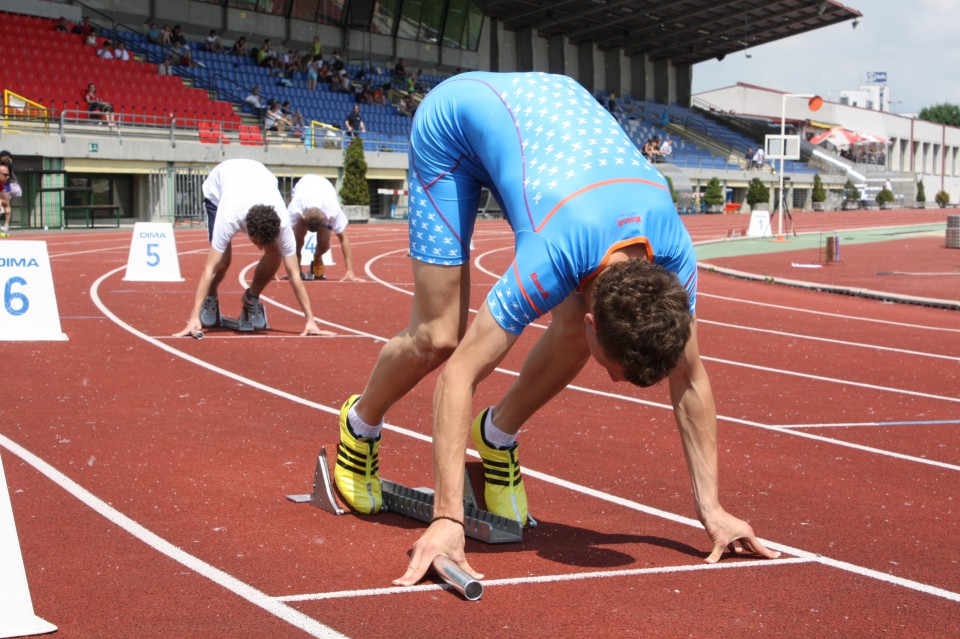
(301, 321), (336, 337)
(173, 319), (202, 338)
(703, 509), (781, 563)
(393, 519), (483, 586)
(340, 271), (366, 282)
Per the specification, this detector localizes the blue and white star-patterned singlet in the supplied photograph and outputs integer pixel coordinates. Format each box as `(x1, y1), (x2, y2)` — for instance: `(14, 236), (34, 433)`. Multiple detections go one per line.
(407, 71), (697, 335)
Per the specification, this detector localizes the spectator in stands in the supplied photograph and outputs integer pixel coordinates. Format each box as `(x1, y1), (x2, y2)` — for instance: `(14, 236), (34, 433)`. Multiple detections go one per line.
(344, 104), (365, 137)
(331, 50), (346, 76)
(397, 94), (414, 117)
(231, 36), (248, 57)
(659, 137), (673, 161)
(257, 40), (277, 68)
(371, 83), (386, 106)
(744, 148), (753, 170)
(607, 91), (616, 113)
(281, 100), (305, 136)
(172, 159), (327, 339)
(306, 57), (320, 91)
(265, 101), (292, 134)
(310, 36), (323, 60)
(158, 58), (174, 76)
(84, 82), (116, 126)
(751, 147), (765, 171)
(84, 31), (97, 47)
(643, 138), (660, 162)
(113, 41), (131, 62)
(244, 86), (265, 114)
(72, 17), (94, 37)
(204, 29), (224, 53)
(55, 17), (71, 33)
(177, 46), (198, 68)
(170, 25), (187, 48)
(393, 58), (406, 80)
(287, 175), (364, 282)
(159, 25), (173, 46)
(146, 22), (162, 44)
(97, 40), (115, 60)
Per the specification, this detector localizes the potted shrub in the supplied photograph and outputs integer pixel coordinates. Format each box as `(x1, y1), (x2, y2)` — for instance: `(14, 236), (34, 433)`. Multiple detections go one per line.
(341, 135), (371, 221)
(665, 175), (678, 206)
(935, 190), (950, 208)
(811, 174), (826, 211)
(876, 187), (895, 209)
(842, 180), (861, 210)
(916, 179), (926, 209)
(746, 177), (770, 211)
(703, 177), (726, 213)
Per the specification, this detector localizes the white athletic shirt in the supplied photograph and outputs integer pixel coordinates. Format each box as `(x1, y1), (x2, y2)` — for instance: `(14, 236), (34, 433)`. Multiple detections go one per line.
(202, 159), (295, 256)
(287, 174), (348, 234)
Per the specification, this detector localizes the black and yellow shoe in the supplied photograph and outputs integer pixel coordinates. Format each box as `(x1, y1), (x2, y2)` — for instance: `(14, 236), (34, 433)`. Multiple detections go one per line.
(334, 395), (382, 514)
(471, 408), (528, 526)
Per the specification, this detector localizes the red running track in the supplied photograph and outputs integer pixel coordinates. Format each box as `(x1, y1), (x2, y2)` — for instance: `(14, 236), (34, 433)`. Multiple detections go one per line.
(1, 212), (958, 638)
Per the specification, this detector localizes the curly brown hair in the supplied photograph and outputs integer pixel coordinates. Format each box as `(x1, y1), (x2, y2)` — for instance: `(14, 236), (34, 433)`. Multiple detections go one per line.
(592, 259), (692, 387)
(245, 204), (281, 245)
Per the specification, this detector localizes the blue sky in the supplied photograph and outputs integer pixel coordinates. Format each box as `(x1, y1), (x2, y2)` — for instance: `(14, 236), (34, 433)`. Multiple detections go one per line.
(690, 0), (960, 115)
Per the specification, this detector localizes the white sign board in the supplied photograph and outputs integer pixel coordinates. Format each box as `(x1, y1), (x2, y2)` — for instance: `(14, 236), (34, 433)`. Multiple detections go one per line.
(123, 222), (183, 282)
(746, 210), (772, 238)
(299, 231), (335, 267)
(0, 241), (67, 341)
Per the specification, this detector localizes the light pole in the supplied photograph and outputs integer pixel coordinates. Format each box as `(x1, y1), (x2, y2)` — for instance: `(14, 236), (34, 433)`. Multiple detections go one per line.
(777, 93), (822, 239)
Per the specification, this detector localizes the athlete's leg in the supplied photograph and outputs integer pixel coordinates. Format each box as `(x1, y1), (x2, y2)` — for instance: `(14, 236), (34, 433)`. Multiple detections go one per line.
(354, 259), (471, 426)
(490, 293), (591, 434)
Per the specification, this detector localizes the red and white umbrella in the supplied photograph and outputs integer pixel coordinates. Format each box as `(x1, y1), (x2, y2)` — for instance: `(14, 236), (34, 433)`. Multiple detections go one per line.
(810, 126), (864, 150)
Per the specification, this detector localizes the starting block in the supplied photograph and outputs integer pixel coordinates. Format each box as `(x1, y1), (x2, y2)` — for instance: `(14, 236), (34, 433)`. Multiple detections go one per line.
(218, 315), (257, 332)
(287, 447), (532, 544)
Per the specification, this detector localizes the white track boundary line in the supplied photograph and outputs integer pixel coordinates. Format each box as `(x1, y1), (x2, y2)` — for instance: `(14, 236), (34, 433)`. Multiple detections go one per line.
(278, 557), (815, 601)
(0, 432), (349, 639)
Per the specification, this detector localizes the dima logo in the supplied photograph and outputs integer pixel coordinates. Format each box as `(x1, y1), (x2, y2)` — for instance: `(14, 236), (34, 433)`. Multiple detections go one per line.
(0, 257), (40, 268)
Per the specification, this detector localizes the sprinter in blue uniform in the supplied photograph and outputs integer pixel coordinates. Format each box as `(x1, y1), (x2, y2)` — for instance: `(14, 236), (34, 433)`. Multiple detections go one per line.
(329, 72), (779, 587)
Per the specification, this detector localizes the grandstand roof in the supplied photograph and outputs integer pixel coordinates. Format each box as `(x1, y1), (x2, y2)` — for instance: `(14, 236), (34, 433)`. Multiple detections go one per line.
(482, 0), (862, 65)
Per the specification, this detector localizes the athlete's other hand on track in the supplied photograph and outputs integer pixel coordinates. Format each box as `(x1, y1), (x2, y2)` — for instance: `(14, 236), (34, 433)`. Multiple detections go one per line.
(301, 320), (336, 337)
(173, 319), (202, 338)
(340, 270), (366, 282)
(393, 518), (483, 586)
(703, 509), (780, 564)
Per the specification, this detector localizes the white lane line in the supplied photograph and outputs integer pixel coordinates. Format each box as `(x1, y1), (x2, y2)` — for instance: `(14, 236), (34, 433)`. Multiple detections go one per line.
(699, 292), (960, 333)
(696, 318), (960, 362)
(779, 419), (960, 429)
(0, 432), (349, 639)
(278, 557), (815, 601)
(89, 259), (960, 606)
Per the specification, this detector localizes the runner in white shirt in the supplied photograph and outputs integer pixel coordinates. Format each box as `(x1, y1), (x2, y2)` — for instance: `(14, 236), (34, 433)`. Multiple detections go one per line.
(287, 174), (365, 282)
(173, 159), (331, 337)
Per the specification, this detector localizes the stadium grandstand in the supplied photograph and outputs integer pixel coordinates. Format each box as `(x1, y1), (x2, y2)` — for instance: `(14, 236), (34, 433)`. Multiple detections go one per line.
(2, 0), (955, 232)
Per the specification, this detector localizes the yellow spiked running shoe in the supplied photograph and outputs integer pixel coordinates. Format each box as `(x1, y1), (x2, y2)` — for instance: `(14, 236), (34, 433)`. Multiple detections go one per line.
(471, 408), (528, 526)
(334, 395), (383, 514)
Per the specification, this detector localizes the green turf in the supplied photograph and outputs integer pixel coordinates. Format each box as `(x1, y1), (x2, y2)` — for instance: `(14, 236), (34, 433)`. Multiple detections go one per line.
(695, 223), (946, 260)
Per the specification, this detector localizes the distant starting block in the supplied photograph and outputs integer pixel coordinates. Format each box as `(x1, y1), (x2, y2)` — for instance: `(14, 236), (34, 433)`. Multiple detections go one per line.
(287, 447), (532, 544)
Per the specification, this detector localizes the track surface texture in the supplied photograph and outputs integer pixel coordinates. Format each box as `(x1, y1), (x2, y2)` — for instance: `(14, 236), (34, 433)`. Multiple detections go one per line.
(2, 208), (958, 638)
